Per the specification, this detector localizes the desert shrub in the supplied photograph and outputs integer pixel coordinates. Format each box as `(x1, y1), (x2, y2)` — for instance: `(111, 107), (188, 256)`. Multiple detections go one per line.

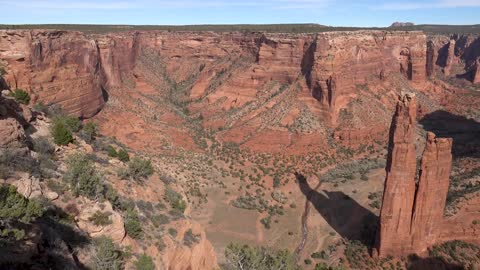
(51, 121), (73, 145)
(0, 148), (39, 176)
(117, 149), (129, 162)
(151, 214), (170, 227)
(0, 185), (44, 223)
(0, 66), (6, 76)
(224, 243), (300, 270)
(89, 211), (112, 226)
(62, 116), (82, 133)
(46, 179), (67, 195)
(124, 208), (142, 239)
(168, 228), (178, 238)
(63, 153), (103, 199)
(33, 136), (55, 156)
(10, 89), (30, 105)
(261, 216), (272, 229)
(80, 122), (98, 144)
(133, 254), (155, 270)
(33, 102), (48, 113)
(106, 145), (118, 157)
(164, 186), (186, 214)
(90, 236), (124, 270)
(183, 229), (200, 247)
(127, 157), (154, 181)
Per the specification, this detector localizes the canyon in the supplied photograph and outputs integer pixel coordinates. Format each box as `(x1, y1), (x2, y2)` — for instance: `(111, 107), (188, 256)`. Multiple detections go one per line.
(1, 27), (480, 269)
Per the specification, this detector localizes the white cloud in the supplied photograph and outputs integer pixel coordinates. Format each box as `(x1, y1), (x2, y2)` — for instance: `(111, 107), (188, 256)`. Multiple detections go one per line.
(378, 0), (480, 10)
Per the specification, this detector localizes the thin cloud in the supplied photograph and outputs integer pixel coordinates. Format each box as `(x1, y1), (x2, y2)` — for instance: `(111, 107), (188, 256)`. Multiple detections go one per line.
(378, 0), (480, 10)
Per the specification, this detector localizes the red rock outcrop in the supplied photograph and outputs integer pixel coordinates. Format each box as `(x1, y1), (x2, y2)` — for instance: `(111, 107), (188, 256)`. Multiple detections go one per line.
(410, 132), (452, 253)
(311, 31), (426, 123)
(0, 30), (105, 118)
(426, 40), (436, 78)
(474, 58), (480, 84)
(376, 93), (418, 257)
(443, 39), (455, 76)
(377, 94), (480, 257)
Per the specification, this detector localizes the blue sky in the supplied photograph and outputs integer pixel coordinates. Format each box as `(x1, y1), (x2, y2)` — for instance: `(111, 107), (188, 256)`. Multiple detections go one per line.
(0, 0), (478, 27)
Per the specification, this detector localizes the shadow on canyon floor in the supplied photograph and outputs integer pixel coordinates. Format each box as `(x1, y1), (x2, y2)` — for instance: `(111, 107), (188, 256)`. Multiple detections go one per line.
(295, 173), (378, 248)
(420, 110), (480, 159)
(407, 254), (465, 270)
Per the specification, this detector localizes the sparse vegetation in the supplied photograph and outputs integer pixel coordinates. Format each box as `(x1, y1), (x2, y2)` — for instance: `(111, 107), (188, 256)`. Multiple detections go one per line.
(224, 243), (300, 270)
(119, 156), (154, 181)
(133, 253), (155, 270)
(90, 236), (124, 270)
(10, 89), (30, 105)
(63, 152), (103, 199)
(89, 211), (112, 226)
(124, 208), (142, 239)
(51, 121), (74, 145)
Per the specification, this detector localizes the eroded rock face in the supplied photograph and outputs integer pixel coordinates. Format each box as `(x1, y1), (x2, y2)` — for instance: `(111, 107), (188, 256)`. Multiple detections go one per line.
(443, 39), (456, 76)
(474, 58), (480, 84)
(161, 219), (218, 270)
(311, 31), (426, 122)
(376, 94), (479, 257)
(76, 198), (126, 243)
(0, 30), (105, 118)
(376, 93), (417, 257)
(410, 132), (452, 253)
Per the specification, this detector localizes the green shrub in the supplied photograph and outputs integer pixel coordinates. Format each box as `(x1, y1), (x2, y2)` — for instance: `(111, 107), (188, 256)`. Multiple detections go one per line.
(90, 236), (124, 270)
(63, 153), (103, 199)
(0, 67), (6, 76)
(164, 187), (186, 214)
(0, 185), (44, 223)
(133, 254), (155, 270)
(183, 229), (200, 247)
(124, 208), (142, 239)
(224, 243), (299, 270)
(107, 145), (118, 157)
(119, 157), (154, 181)
(168, 228), (178, 238)
(63, 116), (82, 133)
(80, 122), (97, 143)
(51, 121), (73, 145)
(10, 89), (30, 105)
(33, 136), (55, 156)
(89, 211), (112, 226)
(117, 149), (130, 162)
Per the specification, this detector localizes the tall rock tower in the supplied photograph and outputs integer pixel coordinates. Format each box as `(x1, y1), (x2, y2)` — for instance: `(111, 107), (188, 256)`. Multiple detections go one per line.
(376, 93), (417, 256)
(376, 94), (453, 257)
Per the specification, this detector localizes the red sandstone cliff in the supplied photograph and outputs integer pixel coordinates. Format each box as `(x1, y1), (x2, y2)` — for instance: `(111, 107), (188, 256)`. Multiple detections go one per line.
(410, 132), (452, 253)
(376, 94), (479, 257)
(474, 58), (480, 84)
(443, 39), (456, 76)
(0, 30), (105, 118)
(376, 93), (418, 257)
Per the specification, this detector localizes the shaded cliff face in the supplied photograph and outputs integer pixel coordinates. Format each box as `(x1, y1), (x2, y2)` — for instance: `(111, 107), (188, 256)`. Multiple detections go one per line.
(376, 95), (480, 257)
(0, 30), (105, 118)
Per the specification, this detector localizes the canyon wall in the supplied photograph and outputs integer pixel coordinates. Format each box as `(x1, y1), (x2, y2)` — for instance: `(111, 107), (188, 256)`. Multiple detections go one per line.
(0, 30), (105, 118)
(311, 31), (426, 116)
(376, 94), (480, 257)
(0, 30), (428, 122)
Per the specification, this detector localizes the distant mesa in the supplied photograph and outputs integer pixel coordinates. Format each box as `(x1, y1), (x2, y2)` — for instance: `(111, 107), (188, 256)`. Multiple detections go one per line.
(390, 22), (415, 27)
